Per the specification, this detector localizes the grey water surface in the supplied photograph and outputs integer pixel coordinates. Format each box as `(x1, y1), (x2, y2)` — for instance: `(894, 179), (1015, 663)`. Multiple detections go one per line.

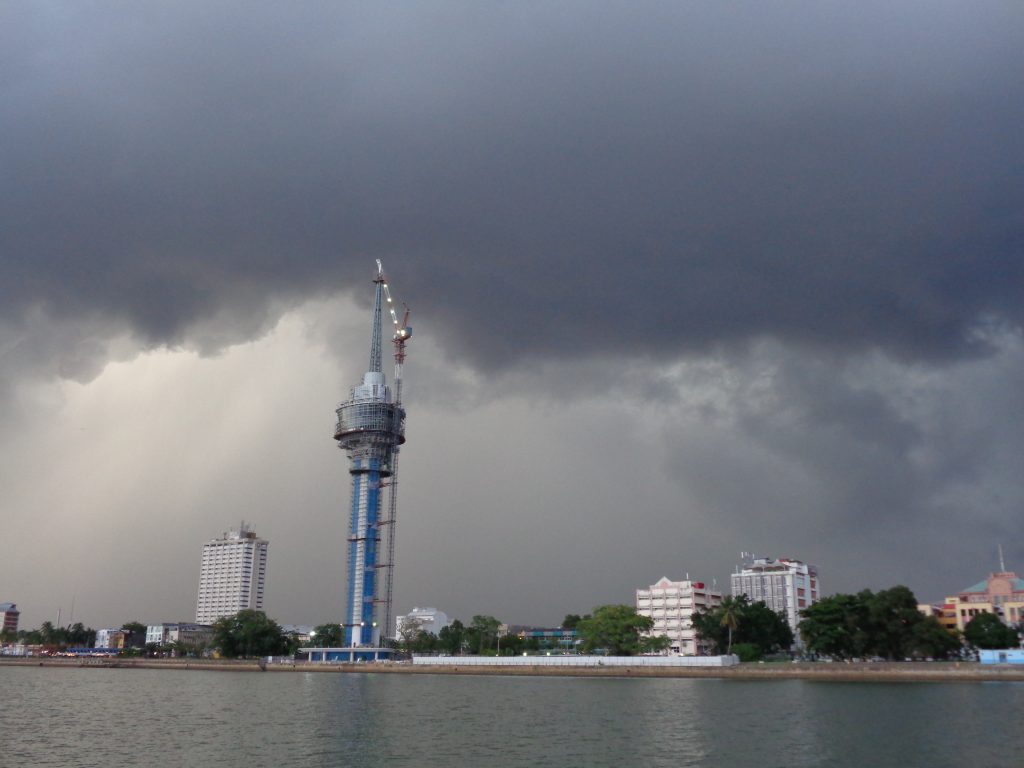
(2, 666), (1021, 768)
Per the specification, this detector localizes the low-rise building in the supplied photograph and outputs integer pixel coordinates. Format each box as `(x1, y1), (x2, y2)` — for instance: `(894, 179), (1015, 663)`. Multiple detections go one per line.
(508, 626), (578, 652)
(280, 625), (314, 645)
(979, 649), (1024, 664)
(394, 607), (450, 640)
(917, 602), (959, 633)
(731, 555), (820, 646)
(94, 629), (128, 649)
(146, 623), (214, 651)
(637, 576), (723, 656)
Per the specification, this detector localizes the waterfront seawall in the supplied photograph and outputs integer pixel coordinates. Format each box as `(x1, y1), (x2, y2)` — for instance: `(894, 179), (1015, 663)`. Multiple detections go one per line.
(3, 657), (1023, 682)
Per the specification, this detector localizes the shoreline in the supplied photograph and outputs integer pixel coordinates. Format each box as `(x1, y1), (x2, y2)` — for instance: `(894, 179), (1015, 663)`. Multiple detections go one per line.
(2, 657), (1022, 682)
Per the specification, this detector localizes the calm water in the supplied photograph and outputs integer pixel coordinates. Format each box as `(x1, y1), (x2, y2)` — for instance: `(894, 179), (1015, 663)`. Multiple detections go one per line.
(1, 666), (1022, 767)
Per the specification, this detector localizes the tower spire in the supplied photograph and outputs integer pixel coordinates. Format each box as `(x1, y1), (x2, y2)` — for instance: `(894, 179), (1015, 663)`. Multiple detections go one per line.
(368, 260), (385, 373)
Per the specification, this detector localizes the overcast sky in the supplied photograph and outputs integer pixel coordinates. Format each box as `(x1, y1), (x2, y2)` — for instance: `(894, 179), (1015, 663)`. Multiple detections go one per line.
(2, 2), (1023, 631)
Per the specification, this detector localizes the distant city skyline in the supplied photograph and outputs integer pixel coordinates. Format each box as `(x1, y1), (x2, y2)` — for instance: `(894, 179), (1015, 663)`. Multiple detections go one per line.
(2, 3), (1023, 630)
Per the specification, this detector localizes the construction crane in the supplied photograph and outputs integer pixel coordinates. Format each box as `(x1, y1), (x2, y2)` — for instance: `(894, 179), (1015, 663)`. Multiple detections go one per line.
(374, 259), (412, 645)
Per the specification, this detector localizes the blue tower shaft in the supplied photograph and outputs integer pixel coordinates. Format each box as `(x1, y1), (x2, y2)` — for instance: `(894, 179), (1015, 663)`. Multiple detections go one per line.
(345, 459), (381, 646)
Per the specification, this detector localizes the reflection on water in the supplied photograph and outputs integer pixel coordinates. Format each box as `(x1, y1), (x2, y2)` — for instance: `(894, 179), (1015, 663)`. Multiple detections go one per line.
(2, 666), (1022, 767)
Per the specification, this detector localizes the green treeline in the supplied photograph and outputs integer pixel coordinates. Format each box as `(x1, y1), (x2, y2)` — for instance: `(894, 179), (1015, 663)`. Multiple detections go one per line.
(800, 586), (963, 660)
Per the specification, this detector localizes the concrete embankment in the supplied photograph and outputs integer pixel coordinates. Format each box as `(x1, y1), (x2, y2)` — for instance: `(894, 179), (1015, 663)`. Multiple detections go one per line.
(3, 657), (1023, 682)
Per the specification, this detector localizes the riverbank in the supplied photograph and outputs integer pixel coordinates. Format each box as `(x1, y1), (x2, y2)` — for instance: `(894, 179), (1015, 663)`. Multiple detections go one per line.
(3, 656), (1022, 682)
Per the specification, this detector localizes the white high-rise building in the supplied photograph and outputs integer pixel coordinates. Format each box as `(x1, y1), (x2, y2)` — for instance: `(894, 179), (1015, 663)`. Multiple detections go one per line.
(731, 554), (820, 646)
(195, 524), (268, 624)
(636, 576), (723, 656)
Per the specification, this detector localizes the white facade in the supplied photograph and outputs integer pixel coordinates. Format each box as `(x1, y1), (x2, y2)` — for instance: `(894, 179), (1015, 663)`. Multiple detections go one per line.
(636, 576), (723, 656)
(395, 607), (450, 640)
(731, 555), (820, 645)
(195, 524), (269, 624)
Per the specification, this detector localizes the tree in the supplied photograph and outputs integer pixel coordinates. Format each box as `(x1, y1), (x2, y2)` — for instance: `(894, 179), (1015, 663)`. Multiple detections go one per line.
(692, 596), (794, 658)
(964, 613), (1020, 650)
(438, 620), (466, 655)
(212, 610), (289, 658)
(121, 622), (148, 649)
(730, 643), (761, 662)
(307, 623), (343, 647)
(639, 634), (672, 654)
(800, 586), (958, 660)
(860, 587), (922, 660)
(469, 615), (502, 654)
(719, 597), (742, 655)
(561, 614), (583, 630)
(910, 617), (961, 659)
(798, 593), (867, 659)
(576, 604), (662, 656)
(396, 617), (428, 651)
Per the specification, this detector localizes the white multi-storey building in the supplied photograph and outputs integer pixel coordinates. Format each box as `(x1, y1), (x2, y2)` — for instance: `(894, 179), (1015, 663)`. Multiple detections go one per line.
(731, 555), (820, 646)
(636, 576), (723, 656)
(195, 524), (268, 624)
(394, 607), (450, 640)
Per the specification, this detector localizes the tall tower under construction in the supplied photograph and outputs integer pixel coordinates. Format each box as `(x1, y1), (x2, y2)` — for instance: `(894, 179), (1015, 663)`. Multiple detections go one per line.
(333, 261), (411, 649)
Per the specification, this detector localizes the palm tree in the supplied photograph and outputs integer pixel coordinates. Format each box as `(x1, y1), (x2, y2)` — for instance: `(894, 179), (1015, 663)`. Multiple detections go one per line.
(720, 598), (741, 656)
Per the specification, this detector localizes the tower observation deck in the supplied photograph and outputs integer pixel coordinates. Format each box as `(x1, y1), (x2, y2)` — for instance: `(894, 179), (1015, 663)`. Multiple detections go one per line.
(334, 261), (411, 648)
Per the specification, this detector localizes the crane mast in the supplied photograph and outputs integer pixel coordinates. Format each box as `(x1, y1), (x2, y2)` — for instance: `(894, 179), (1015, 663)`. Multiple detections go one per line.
(375, 260), (412, 646)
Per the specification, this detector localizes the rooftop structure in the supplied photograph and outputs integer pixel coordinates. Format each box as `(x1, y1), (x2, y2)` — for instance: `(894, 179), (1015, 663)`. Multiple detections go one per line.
(195, 524), (268, 624)
(334, 261), (412, 648)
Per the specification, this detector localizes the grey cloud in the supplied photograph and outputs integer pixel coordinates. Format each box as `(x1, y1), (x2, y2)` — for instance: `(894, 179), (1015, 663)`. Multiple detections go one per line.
(2, 2), (1022, 383)
(2, 4), (1024, 628)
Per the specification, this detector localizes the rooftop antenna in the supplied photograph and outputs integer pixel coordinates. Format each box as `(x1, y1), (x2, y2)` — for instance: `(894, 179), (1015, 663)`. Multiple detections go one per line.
(999, 543), (1006, 572)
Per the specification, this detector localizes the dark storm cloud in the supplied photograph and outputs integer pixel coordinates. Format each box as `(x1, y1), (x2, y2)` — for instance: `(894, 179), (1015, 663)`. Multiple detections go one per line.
(2, 2), (1022, 375)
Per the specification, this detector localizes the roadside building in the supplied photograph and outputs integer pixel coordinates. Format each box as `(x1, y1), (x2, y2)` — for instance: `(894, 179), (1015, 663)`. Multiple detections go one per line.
(94, 629), (128, 649)
(146, 623), (214, 652)
(280, 625), (314, 645)
(394, 607), (450, 640)
(731, 555), (820, 646)
(1, 603), (20, 634)
(636, 576), (723, 656)
(979, 649), (1024, 664)
(942, 571), (1024, 633)
(917, 602), (959, 633)
(508, 626), (578, 653)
